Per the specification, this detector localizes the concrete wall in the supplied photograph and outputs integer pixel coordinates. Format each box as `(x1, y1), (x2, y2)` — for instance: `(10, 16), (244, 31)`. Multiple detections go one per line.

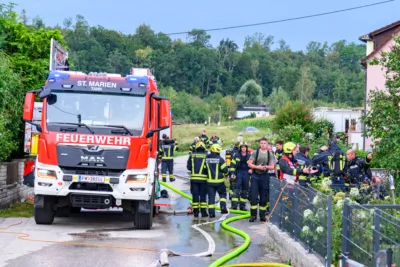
(264, 223), (325, 267)
(0, 159), (34, 209)
(313, 108), (362, 132)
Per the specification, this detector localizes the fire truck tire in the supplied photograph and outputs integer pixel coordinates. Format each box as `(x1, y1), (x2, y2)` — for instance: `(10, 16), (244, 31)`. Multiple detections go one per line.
(34, 196), (55, 225)
(55, 206), (71, 217)
(134, 185), (155, 229)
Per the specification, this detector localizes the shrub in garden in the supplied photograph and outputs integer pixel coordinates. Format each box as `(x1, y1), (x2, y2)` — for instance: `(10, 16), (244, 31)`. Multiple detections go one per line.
(312, 118), (334, 139)
(272, 101), (314, 133)
(277, 124), (305, 144)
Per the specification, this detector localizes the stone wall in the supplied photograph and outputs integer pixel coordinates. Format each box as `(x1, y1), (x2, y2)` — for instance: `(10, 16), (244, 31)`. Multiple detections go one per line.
(263, 223), (325, 267)
(0, 159), (34, 209)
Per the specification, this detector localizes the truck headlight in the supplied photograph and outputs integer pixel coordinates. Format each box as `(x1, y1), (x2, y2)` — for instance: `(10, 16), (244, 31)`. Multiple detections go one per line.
(126, 174), (147, 183)
(37, 169), (57, 179)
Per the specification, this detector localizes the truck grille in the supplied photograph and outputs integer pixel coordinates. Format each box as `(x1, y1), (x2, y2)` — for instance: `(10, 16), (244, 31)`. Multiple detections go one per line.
(61, 167), (124, 177)
(70, 194), (112, 209)
(69, 182), (113, 192)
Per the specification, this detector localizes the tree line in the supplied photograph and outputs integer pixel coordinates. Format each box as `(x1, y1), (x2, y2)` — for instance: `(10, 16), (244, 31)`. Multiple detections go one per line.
(0, 2), (367, 159)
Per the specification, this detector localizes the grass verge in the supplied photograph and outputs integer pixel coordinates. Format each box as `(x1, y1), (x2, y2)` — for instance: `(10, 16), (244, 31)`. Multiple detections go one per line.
(173, 117), (273, 152)
(0, 200), (34, 218)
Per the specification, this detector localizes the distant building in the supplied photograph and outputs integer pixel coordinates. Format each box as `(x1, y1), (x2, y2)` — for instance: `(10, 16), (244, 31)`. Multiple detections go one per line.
(313, 107), (363, 133)
(359, 20), (400, 150)
(236, 104), (270, 119)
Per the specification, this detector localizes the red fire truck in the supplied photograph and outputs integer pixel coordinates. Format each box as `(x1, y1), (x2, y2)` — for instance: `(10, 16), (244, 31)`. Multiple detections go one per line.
(22, 69), (171, 229)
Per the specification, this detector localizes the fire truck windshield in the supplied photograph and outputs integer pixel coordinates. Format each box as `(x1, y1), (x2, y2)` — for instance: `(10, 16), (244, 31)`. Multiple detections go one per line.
(46, 91), (145, 135)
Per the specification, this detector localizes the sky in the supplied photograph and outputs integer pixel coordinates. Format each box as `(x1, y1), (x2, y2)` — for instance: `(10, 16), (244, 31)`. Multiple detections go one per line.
(9, 0), (400, 51)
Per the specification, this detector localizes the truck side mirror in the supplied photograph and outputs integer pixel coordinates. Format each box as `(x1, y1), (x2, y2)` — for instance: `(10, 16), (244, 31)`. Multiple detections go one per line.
(23, 92), (35, 121)
(159, 99), (171, 128)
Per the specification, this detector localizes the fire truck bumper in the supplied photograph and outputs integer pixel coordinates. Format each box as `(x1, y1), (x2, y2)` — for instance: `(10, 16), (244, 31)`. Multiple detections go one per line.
(33, 161), (155, 202)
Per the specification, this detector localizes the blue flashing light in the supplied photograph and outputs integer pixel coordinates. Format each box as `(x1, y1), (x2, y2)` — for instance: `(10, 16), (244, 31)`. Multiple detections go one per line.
(126, 75), (149, 85)
(47, 71), (70, 80)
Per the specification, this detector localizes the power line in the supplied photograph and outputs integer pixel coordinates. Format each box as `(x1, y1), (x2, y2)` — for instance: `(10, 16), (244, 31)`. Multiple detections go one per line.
(165, 0), (395, 35)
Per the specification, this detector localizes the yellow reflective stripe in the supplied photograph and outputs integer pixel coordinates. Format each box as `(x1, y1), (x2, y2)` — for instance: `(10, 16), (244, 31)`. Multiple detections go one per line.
(293, 169), (297, 175)
(340, 155), (346, 170)
(220, 198), (226, 202)
(192, 202), (199, 208)
(190, 177), (207, 181)
(240, 199), (247, 203)
(207, 178), (225, 183)
(220, 163), (226, 169)
(299, 175), (307, 180)
(259, 206), (267, 210)
(216, 163), (219, 178)
(200, 202), (208, 208)
(328, 155), (333, 170)
(163, 157), (173, 160)
(250, 205), (257, 210)
(232, 198), (239, 202)
(208, 204), (215, 208)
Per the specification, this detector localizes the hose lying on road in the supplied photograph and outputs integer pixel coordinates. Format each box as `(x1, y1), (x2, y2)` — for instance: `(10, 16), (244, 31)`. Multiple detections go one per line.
(221, 264), (292, 267)
(160, 180), (252, 267)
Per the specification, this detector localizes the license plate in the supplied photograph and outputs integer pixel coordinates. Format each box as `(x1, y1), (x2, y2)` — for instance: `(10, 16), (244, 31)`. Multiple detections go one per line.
(73, 175), (106, 183)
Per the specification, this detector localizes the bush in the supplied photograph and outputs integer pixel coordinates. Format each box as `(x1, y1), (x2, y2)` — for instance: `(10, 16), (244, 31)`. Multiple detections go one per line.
(277, 124), (305, 144)
(312, 118), (334, 139)
(272, 101), (314, 133)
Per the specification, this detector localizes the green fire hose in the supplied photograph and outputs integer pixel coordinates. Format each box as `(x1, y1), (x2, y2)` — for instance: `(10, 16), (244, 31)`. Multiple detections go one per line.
(159, 181), (291, 267)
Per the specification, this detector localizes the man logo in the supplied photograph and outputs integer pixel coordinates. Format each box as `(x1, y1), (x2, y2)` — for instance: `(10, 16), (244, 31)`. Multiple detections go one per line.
(87, 145), (102, 152)
(80, 156), (105, 163)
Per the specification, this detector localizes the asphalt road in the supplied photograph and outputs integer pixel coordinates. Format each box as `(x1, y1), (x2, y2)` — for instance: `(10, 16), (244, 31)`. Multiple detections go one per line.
(0, 154), (283, 267)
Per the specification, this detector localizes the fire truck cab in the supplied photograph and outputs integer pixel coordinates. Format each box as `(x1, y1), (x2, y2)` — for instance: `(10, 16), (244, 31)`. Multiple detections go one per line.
(22, 69), (171, 229)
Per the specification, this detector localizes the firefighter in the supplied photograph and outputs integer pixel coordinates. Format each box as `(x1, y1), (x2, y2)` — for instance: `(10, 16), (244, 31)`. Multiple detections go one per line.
(229, 142), (251, 211)
(207, 133), (222, 147)
(159, 134), (179, 182)
(294, 146), (312, 187)
(200, 130), (209, 144)
(187, 142), (209, 217)
(228, 142), (240, 200)
(274, 140), (284, 179)
(189, 137), (200, 154)
(247, 137), (275, 222)
(206, 144), (229, 217)
(344, 149), (373, 189)
(279, 142), (317, 185)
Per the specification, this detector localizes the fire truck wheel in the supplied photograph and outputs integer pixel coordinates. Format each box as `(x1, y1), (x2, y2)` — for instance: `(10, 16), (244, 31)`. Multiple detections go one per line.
(134, 185), (155, 229)
(34, 196), (55, 225)
(55, 206), (71, 217)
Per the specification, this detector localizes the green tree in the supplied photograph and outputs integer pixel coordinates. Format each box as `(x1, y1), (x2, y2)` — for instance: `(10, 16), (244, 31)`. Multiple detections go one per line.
(362, 36), (400, 175)
(272, 101), (314, 133)
(294, 65), (316, 106)
(235, 79), (263, 106)
(266, 86), (290, 114)
(0, 54), (24, 161)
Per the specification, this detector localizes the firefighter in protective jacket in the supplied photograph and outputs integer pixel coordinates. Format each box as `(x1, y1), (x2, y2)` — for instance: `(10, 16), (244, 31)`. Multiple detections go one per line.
(159, 134), (179, 182)
(279, 142), (317, 185)
(229, 142), (251, 211)
(294, 146), (312, 187)
(344, 149), (372, 188)
(187, 142), (209, 217)
(206, 144), (229, 217)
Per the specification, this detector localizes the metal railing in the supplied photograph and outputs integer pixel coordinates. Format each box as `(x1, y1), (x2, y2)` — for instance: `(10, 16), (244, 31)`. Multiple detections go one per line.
(269, 177), (333, 266)
(341, 202), (400, 267)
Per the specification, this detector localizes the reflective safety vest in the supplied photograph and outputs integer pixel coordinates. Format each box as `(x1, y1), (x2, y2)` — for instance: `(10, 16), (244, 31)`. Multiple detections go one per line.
(188, 152), (208, 181)
(159, 140), (178, 160)
(280, 155), (299, 185)
(206, 154), (228, 184)
(275, 149), (283, 170)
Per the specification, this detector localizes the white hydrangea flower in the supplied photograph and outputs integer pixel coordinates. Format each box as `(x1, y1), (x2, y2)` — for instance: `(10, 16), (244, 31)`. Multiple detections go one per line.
(357, 211), (366, 219)
(316, 226), (324, 234)
(302, 226), (310, 233)
(304, 209), (313, 218)
(336, 199), (344, 208)
(322, 178), (332, 186)
(312, 196), (319, 205)
(350, 188), (360, 197)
